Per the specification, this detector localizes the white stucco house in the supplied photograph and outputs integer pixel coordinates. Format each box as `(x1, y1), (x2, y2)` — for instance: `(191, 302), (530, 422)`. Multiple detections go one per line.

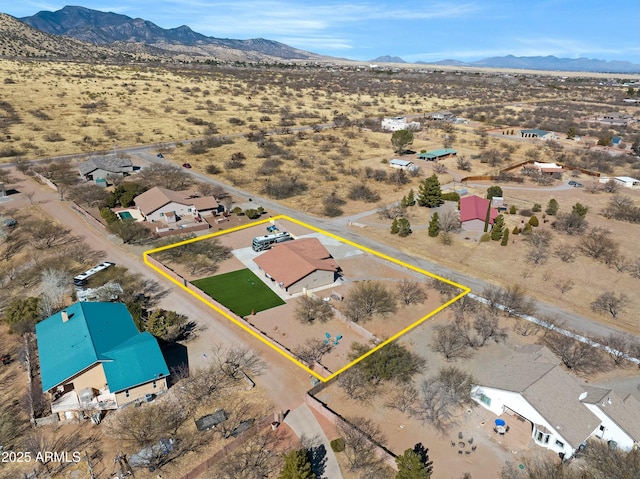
(471, 346), (640, 458)
(389, 159), (416, 170)
(381, 117), (421, 132)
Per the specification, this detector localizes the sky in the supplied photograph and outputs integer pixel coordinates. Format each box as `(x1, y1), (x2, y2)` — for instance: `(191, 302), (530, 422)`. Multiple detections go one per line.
(5, 1), (640, 64)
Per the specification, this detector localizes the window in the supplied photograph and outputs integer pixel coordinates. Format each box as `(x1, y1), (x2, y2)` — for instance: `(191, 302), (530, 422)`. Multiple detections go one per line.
(160, 212), (164, 216)
(479, 393), (491, 406)
(152, 381), (157, 389)
(555, 440), (564, 448)
(125, 389), (130, 398)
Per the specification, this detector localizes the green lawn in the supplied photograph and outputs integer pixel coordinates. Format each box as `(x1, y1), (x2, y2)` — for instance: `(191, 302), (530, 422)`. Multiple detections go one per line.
(192, 269), (285, 317)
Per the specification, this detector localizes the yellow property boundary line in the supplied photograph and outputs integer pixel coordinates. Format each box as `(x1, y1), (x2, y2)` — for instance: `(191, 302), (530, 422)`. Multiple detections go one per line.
(143, 215), (470, 382)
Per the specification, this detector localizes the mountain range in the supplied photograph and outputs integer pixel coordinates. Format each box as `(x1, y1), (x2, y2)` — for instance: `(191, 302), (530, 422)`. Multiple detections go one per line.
(18, 5), (322, 62)
(6, 6), (640, 73)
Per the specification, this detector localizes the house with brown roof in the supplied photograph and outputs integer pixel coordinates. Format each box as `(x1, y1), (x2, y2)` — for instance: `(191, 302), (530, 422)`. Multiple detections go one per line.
(471, 346), (640, 458)
(459, 195), (498, 232)
(134, 186), (221, 224)
(253, 238), (340, 294)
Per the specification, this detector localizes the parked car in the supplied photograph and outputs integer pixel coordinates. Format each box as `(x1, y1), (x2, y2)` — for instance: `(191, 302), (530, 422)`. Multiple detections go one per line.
(568, 180), (577, 186)
(182, 163), (192, 169)
(156, 153), (164, 158)
(3, 218), (17, 228)
(573, 182), (583, 187)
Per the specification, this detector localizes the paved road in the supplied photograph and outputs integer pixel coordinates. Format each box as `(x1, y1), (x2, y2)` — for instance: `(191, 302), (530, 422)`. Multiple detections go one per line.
(285, 404), (343, 479)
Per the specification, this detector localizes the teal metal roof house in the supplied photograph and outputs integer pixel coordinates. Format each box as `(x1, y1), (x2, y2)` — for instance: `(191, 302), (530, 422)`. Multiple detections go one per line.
(36, 302), (169, 419)
(416, 149), (457, 161)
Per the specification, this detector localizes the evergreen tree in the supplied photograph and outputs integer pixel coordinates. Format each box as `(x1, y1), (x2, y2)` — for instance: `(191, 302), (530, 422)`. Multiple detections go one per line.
(428, 213), (440, 237)
(490, 214), (505, 241)
(501, 228), (509, 246)
(522, 222), (532, 235)
(545, 198), (559, 216)
(279, 449), (314, 479)
(567, 126), (577, 139)
(509, 205), (517, 214)
(391, 218), (400, 234)
(483, 200), (492, 233)
(528, 215), (539, 227)
(398, 218), (412, 237)
(512, 226), (520, 235)
(400, 196), (408, 208)
(486, 185), (503, 200)
(395, 448), (431, 479)
(391, 129), (414, 155)
(407, 188), (415, 206)
(417, 174), (443, 208)
(572, 202), (588, 218)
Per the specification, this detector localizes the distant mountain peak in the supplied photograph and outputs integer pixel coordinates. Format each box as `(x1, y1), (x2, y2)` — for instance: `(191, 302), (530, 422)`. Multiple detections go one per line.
(370, 55), (406, 63)
(428, 54), (640, 74)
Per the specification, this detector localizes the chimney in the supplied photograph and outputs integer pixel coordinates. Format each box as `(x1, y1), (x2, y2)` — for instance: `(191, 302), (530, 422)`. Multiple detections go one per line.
(61, 311), (69, 323)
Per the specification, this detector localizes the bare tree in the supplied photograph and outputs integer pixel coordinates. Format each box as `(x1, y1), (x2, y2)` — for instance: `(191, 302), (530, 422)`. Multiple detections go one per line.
(554, 278), (574, 295)
(103, 396), (187, 448)
(39, 269), (72, 318)
(337, 416), (386, 471)
(412, 367), (475, 431)
(294, 338), (333, 366)
(23, 220), (72, 250)
(384, 385), (418, 413)
(207, 428), (287, 479)
(294, 295), (334, 323)
(344, 281), (396, 322)
(396, 279), (427, 306)
(337, 368), (376, 401)
(554, 243), (576, 262)
(473, 311), (508, 346)
(579, 227), (619, 264)
(601, 333), (639, 366)
(591, 291), (629, 319)
(430, 323), (471, 360)
(438, 209), (460, 233)
(210, 343), (267, 380)
(542, 332), (607, 373)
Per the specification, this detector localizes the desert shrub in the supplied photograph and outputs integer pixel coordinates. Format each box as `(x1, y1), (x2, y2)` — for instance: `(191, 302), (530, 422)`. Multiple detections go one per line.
(348, 184), (380, 203)
(520, 209), (532, 217)
(528, 215), (539, 227)
(479, 233), (491, 242)
(257, 158), (282, 176)
(330, 438), (345, 453)
(509, 205), (517, 214)
(323, 193), (346, 217)
(205, 163), (221, 174)
(244, 209), (260, 219)
(263, 177), (308, 199)
(532, 203), (542, 212)
(441, 192), (460, 202)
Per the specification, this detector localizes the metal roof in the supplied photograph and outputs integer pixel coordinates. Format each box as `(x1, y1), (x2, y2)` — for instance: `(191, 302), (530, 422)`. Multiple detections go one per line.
(36, 302), (169, 393)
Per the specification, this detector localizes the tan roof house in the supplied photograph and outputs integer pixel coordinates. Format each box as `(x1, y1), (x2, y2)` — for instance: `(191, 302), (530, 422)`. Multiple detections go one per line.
(471, 345), (640, 458)
(134, 186), (220, 223)
(253, 238), (340, 294)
